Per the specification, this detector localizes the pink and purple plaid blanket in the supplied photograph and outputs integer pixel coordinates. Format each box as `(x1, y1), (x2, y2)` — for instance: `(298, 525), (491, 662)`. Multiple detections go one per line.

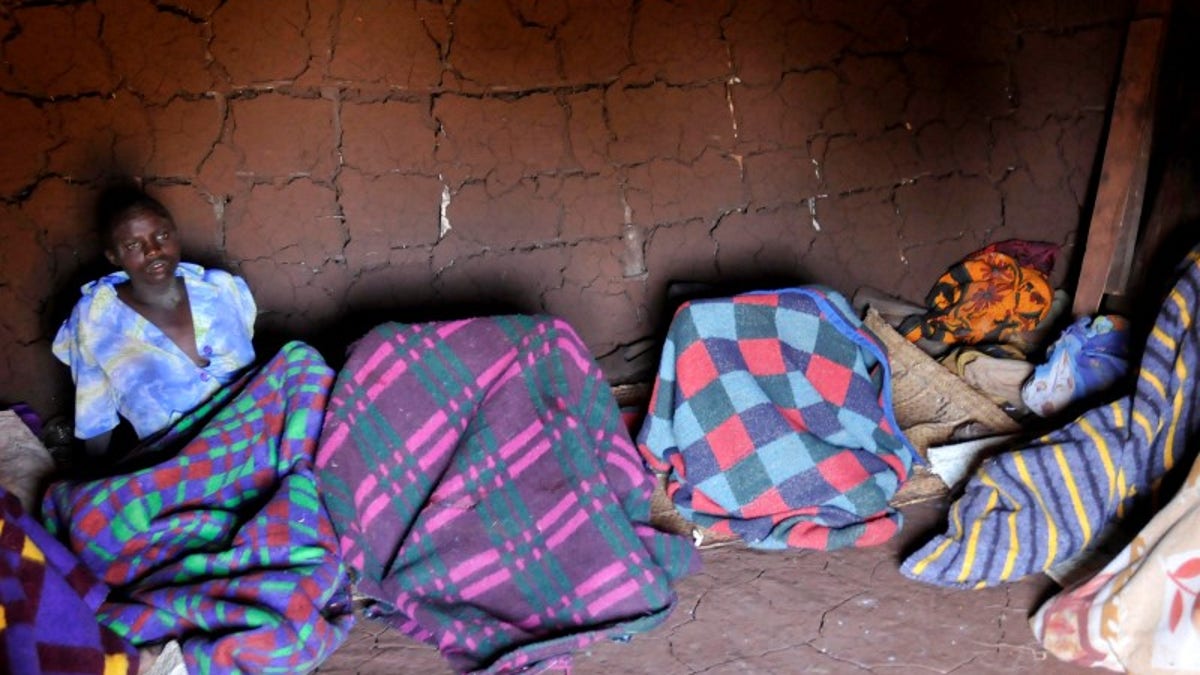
(315, 315), (699, 674)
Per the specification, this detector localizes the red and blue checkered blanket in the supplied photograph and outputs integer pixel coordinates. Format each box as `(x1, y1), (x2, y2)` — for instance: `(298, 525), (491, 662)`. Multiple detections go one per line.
(41, 342), (355, 674)
(638, 288), (918, 550)
(315, 316), (699, 674)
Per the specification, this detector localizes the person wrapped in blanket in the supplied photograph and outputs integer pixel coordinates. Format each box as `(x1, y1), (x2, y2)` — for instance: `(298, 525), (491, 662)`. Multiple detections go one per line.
(24, 185), (355, 674)
(315, 315), (700, 674)
(33, 184), (690, 675)
(52, 184), (256, 457)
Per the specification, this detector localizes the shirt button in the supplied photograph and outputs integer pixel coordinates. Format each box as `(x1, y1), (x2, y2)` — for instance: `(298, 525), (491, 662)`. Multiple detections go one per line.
(203, 346), (213, 355)
(200, 372), (210, 381)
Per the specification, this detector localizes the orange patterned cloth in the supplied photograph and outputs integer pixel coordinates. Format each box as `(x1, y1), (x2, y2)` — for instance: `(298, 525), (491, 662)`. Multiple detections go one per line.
(900, 249), (1053, 350)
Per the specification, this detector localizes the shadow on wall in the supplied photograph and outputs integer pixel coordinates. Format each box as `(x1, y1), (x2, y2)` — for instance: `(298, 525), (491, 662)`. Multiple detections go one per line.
(38, 171), (830, 429)
(258, 265), (821, 379)
(267, 295), (528, 373)
(1125, 217), (1200, 342)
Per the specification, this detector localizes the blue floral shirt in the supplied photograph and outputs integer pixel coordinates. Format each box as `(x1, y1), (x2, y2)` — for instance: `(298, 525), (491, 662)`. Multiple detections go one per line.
(53, 263), (257, 440)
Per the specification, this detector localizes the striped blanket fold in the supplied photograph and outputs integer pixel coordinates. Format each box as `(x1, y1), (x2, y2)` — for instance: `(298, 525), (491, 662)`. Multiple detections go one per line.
(1031, 444), (1200, 671)
(315, 316), (699, 675)
(902, 247), (1200, 588)
(637, 287), (917, 550)
(41, 342), (356, 673)
(1, 487), (139, 675)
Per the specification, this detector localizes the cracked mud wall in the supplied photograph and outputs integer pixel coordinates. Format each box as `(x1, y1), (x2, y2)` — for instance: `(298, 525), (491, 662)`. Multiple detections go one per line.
(0, 0), (1133, 422)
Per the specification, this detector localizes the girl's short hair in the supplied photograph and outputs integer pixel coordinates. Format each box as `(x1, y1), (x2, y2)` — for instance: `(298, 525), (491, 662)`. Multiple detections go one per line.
(95, 184), (174, 248)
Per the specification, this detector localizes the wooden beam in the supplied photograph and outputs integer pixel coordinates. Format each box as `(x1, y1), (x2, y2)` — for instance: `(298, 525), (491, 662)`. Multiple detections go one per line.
(1072, 0), (1171, 317)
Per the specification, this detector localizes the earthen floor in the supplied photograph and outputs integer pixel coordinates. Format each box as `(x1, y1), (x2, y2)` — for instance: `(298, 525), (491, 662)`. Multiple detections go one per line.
(318, 500), (1093, 674)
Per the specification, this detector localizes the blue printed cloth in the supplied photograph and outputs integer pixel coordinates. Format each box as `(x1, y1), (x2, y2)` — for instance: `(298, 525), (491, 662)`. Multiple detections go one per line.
(52, 262), (256, 440)
(1021, 314), (1130, 417)
(638, 288), (918, 550)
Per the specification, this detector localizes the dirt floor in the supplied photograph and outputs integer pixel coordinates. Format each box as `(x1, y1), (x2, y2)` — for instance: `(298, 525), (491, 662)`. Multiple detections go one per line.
(317, 499), (1092, 674)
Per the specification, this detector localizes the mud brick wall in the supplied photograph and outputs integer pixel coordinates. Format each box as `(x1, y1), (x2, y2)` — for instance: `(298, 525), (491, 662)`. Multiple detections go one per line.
(1, 0), (1132, 422)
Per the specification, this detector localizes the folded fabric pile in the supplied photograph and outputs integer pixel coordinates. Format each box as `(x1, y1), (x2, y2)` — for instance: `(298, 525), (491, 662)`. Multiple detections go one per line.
(902, 245), (1200, 588)
(940, 344), (1034, 412)
(315, 316), (698, 675)
(0, 409), (55, 514)
(637, 287), (918, 550)
(41, 342), (355, 673)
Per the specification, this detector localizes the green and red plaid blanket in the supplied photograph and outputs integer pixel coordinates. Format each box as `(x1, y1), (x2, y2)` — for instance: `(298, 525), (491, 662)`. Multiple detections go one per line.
(41, 342), (355, 674)
(316, 316), (699, 674)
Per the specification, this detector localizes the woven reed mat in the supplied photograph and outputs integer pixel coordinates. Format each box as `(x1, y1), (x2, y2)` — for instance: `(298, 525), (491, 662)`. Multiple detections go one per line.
(649, 472), (742, 548)
(863, 308), (1022, 506)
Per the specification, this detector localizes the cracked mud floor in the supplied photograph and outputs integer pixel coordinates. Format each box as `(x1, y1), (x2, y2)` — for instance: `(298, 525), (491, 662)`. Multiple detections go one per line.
(317, 500), (1092, 674)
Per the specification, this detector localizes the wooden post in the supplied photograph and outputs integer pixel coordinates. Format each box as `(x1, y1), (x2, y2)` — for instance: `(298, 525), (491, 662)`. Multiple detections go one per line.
(1072, 0), (1172, 317)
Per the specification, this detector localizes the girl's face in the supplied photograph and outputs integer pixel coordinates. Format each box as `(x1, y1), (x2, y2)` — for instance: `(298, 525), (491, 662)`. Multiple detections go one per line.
(104, 210), (182, 288)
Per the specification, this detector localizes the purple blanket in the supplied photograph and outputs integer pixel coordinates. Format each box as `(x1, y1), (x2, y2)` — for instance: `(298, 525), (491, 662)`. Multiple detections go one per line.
(1, 487), (139, 675)
(315, 316), (699, 674)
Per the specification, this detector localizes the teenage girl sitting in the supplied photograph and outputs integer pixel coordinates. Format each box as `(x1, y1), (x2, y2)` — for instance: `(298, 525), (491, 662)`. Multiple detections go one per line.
(53, 185), (257, 456)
